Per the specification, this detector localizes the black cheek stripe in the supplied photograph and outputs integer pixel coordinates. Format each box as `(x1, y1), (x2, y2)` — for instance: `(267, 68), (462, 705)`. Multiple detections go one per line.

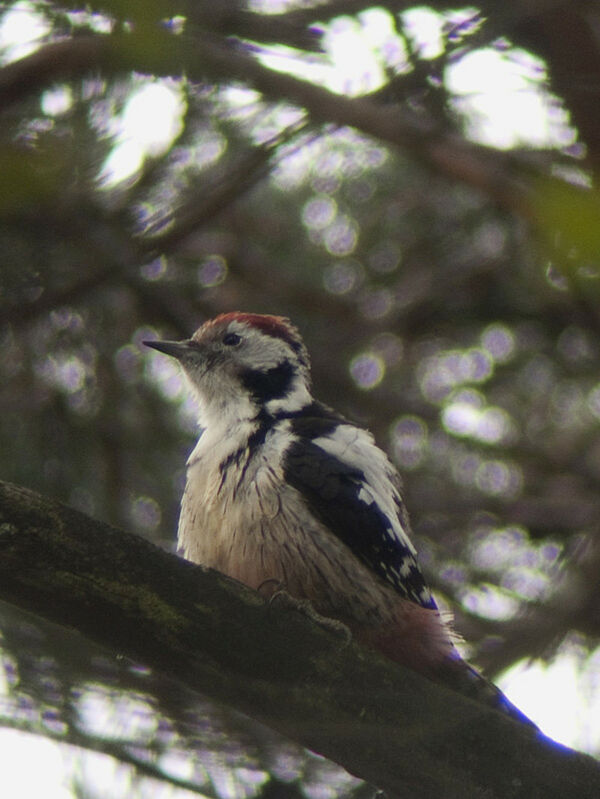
(240, 360), (296, 404)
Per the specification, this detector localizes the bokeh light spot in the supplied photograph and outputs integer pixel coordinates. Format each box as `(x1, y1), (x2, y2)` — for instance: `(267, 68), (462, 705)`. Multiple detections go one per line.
(324, 214), (358, 256)
(302, 196), (337, 230)
(587, 383), (600, 420)
(359, 287), (393, 319)
(121, 83), (184, 154)
(476, 459), (522, 497)
(461, 585), (520, 620)
(419, 347), (494, 402)
(545, 262), (569, 291)
(0, 2), (50, 61)
(442, 391), (515, 444)
(481, 323), (515, 362)
(557, 326), (594, 363)
(368, 240), (401, 273)
(41, 85), (73, 116)
(37, 354), (87, 393)
(114, 345), (142, 383)
(198, 254), (228, 287)
(350, 353), (385, 389)
(100, 81), (186, 186)
(145, 348), (186, 401)
(49, 307), (83, 332)
(323, 260), (363, 295)
(140, 258), (167, 281)
(130, 495), (161, 532)
(372, 332), (403, 365)
(391, 416), (428, 469)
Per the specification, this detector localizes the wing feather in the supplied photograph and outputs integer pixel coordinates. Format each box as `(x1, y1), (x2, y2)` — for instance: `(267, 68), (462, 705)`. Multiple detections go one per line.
(282, 406), (435, 610)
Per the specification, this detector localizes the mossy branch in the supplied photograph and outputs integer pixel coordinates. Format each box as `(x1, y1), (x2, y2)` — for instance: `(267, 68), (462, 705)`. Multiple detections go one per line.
(0, 480), (599, 799)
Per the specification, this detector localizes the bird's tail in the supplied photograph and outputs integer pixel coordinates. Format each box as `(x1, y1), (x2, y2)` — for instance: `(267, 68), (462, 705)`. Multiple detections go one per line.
(358, 604), (537, 728)
(438, 656), (538, 729)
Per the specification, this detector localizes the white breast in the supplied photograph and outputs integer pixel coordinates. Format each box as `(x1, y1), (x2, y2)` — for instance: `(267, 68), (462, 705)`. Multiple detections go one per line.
(177, 418), (414, 629)
(178, 419), (292, 583)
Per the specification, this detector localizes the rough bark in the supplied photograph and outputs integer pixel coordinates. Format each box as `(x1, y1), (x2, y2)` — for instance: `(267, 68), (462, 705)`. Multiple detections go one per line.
(0, 480), (599, 798)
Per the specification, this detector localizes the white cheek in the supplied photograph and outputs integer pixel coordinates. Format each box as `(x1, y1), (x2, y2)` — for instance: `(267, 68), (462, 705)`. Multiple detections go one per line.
(239, 331), (290, 370)
(184, 368), (254, 427)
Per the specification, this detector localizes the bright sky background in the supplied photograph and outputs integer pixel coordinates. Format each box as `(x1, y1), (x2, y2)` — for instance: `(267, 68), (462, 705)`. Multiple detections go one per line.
(0, 2), (598, 796)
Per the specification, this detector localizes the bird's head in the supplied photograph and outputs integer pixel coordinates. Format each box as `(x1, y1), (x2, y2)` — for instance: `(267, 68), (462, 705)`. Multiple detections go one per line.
(144, 312), (312, 423)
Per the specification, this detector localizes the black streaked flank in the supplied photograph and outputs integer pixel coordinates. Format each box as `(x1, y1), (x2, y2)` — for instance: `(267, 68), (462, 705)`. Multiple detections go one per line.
(217, 420), (272, 495)
(218, 422), (270, 476)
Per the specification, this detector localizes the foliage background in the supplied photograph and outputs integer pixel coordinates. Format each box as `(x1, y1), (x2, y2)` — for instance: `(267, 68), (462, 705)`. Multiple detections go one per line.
(1, 1), (600, 796)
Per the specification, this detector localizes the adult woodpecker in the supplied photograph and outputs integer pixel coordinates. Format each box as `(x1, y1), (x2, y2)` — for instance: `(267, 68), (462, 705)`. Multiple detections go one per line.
(145, 312), (535, 727)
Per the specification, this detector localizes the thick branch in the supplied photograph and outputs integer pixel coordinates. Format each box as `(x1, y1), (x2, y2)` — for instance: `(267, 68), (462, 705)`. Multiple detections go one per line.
(0, 480), (598, 798)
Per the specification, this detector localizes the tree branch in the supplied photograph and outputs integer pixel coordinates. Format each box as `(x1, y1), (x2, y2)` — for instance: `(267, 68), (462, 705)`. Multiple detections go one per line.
(0, 480), (599, 798)
(0, 36), (110, 110)
(139, 120), (312, 256)
(4, 27), (600, 262)
(0, 29), (540, 212)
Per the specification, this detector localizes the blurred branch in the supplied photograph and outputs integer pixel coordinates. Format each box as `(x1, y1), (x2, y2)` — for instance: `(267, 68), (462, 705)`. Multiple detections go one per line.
(183, 3), (324, 51)
(139, 119), (312, 256)
(1, 480), (600, 799)
(511, 4), (600, 170)
(3, 26), (600, 249)
(0, 36), (110, 111)
(0, 260), (122, 329)
(458, 534), (600, 676)
(187, 35), (528, 209)
(236, 0), (410, 29)
(0, 714), (219, 797)
(0, 28), (536, 211)
(0, 124), (311, 332)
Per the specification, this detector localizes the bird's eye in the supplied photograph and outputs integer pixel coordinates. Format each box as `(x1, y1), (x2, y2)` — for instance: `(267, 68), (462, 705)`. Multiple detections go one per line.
(222, 332), (242, 346)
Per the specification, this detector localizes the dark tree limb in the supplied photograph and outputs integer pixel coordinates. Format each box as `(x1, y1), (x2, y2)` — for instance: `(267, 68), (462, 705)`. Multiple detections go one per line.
(0, 480), (599, 799)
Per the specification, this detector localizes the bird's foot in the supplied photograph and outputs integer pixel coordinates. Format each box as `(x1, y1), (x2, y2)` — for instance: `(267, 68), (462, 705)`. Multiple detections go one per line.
(264, 583), (352, 645)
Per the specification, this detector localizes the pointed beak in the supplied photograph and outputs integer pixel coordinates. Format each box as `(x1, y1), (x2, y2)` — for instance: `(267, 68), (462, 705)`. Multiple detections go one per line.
(143, 339), (194, 360)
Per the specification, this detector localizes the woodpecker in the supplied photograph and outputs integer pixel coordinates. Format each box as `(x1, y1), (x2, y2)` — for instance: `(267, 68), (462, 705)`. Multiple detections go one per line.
(145, 312), (535, 727)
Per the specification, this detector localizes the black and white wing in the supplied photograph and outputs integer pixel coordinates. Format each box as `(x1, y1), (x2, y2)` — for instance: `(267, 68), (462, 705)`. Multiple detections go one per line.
(282, 403), (436, 610)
